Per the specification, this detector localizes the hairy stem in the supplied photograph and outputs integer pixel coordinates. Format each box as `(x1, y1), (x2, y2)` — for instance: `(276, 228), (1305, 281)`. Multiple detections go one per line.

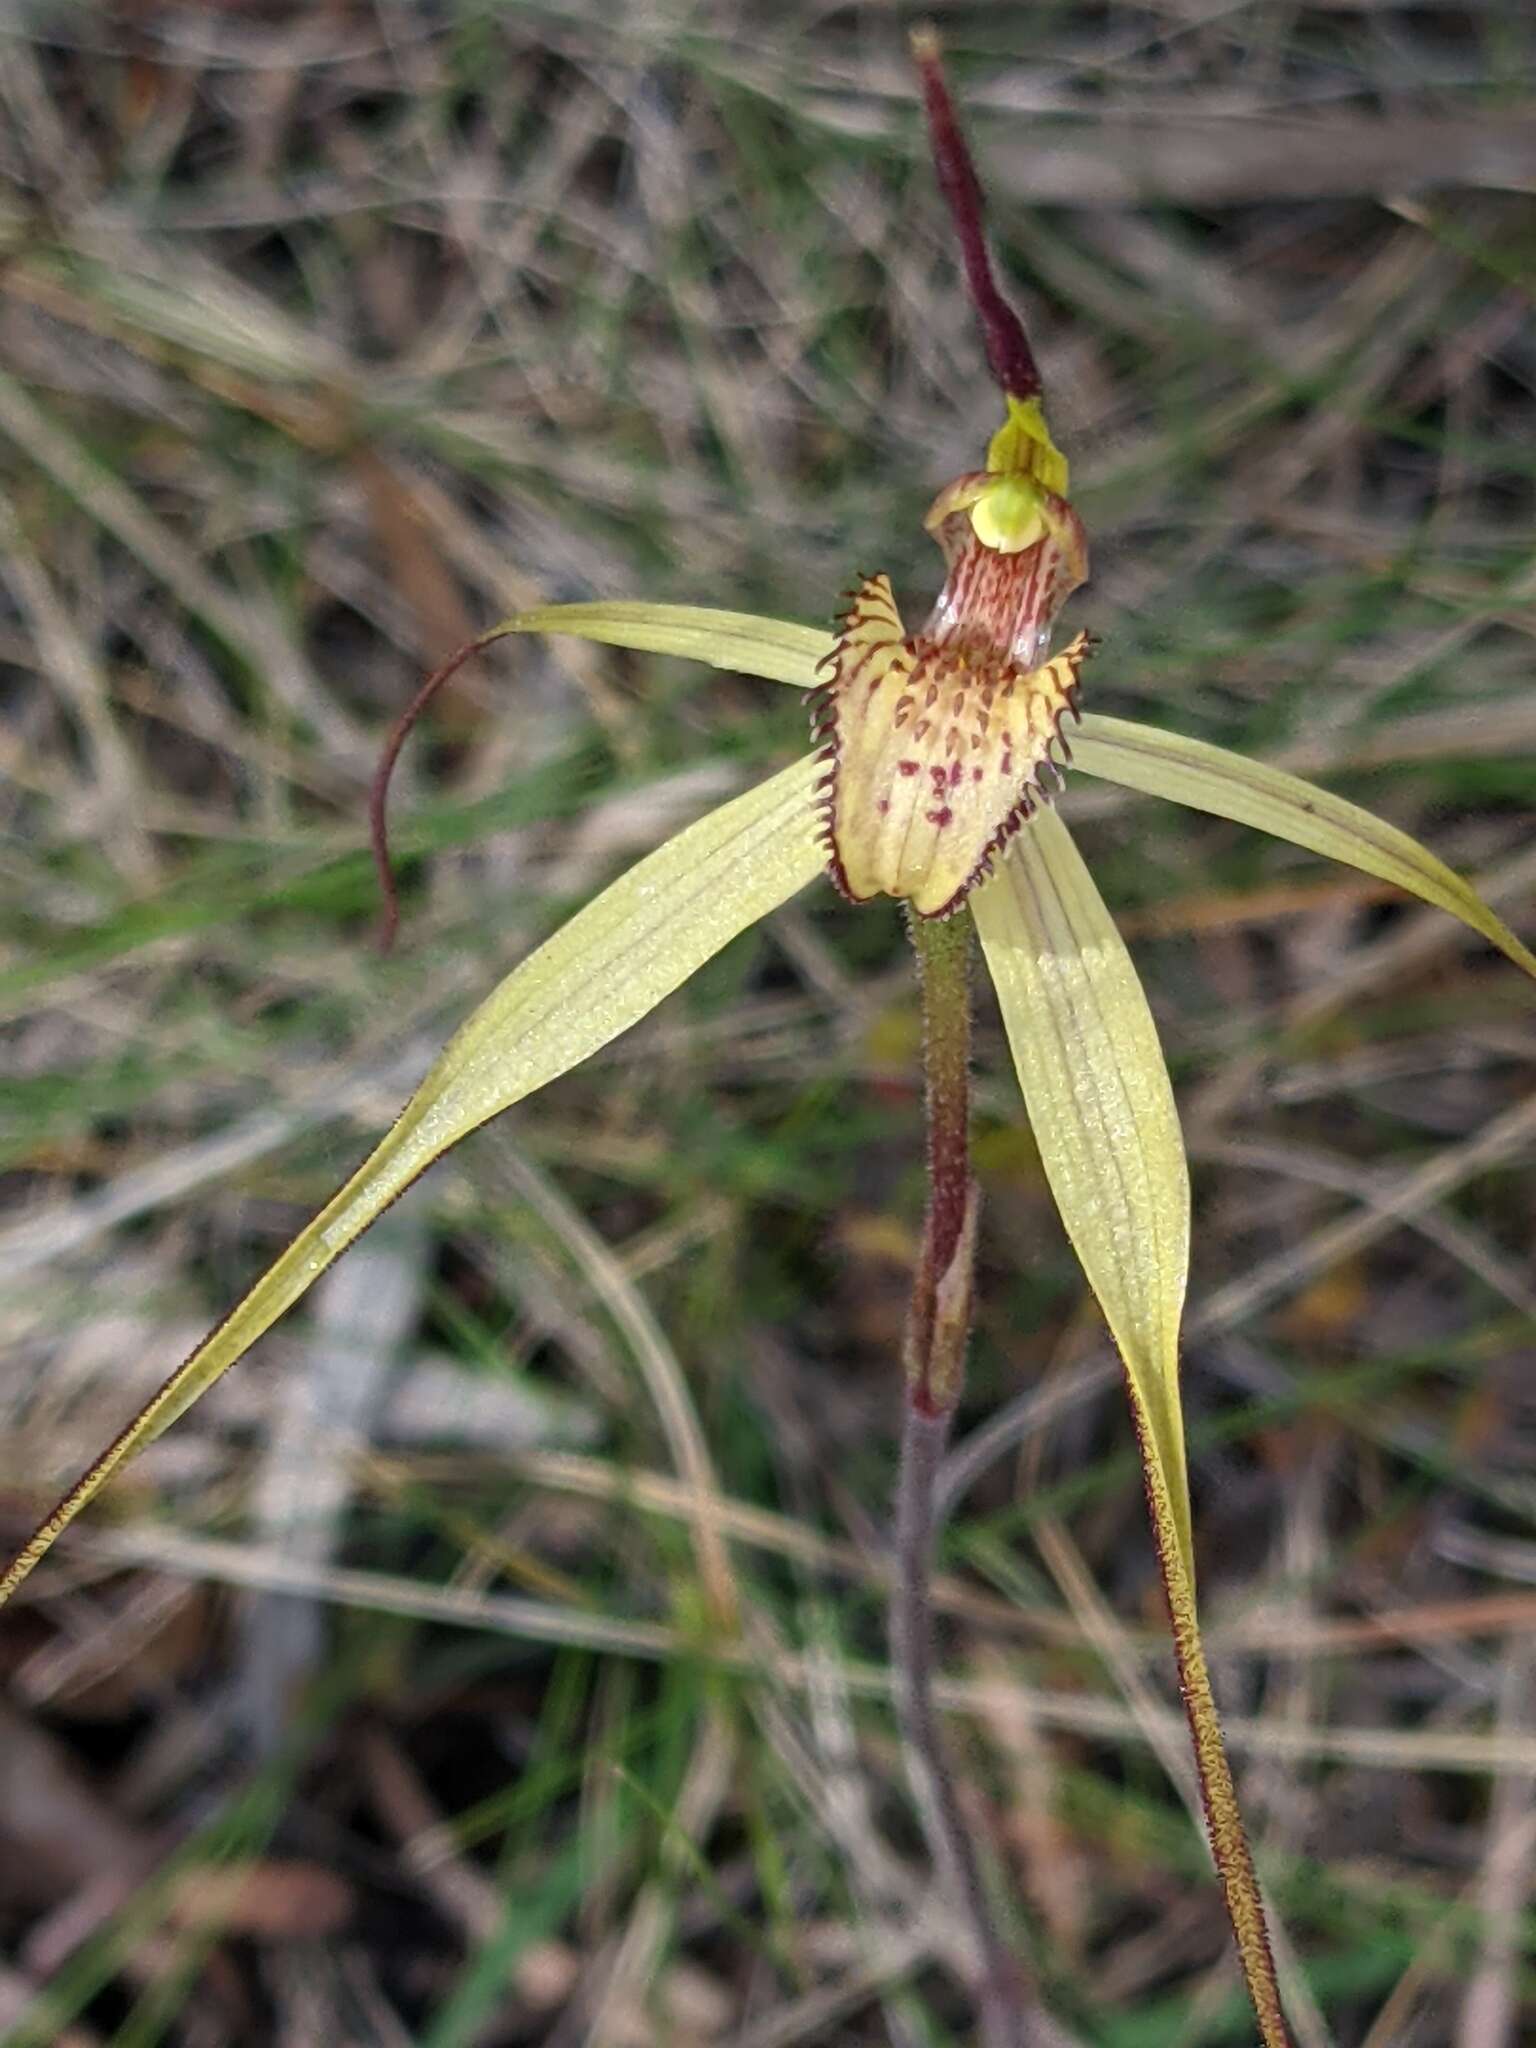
(892, 912), (1036, 2046)
(904, 911), (980, 1415)
(1130, 1404), (1292, 2046)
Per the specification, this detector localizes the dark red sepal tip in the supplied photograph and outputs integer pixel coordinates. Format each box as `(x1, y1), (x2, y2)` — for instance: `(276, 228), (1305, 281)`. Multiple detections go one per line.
(911, 26), (1041, 404)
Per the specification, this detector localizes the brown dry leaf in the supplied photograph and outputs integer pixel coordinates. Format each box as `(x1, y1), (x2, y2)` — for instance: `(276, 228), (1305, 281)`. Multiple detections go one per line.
(1278, 1260), (1371, 1347)
(834, 1210), (920, 1267)
(167, 1859), (354, 1941)
(352, 445), (479, 679)
(970, 1646), (1091, 1960)
(0, 1699), (144, 1901)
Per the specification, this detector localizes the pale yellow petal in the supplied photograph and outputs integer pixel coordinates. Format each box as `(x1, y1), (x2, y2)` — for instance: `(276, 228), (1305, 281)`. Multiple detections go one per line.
(1074, 713), (1536, 982)
(973, 812), (1290, 2046)
(0, 758), (824, 1608)
(971, 807), (1193, 1563)
(487, 601), (834, 689)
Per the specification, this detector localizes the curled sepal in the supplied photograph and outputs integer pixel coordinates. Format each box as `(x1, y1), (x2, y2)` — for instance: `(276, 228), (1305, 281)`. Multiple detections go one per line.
(0, 758), (825, 1611)
(971, 813), (1290, 2048)
(371, 603), (837, 947)
(1073, 714), (1536, 984)
(817, 573), (1092, 917)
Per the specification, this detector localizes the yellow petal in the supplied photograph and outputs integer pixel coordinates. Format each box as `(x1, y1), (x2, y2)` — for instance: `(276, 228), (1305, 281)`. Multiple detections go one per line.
(973, 813), (1289, 2046)
(0, 758), (824, 1609)
(486, 601), (833, 689)
(1074, 713), (1536, 983)
(971, 808), (1193, 1560)
(820, 574), (1092, 918)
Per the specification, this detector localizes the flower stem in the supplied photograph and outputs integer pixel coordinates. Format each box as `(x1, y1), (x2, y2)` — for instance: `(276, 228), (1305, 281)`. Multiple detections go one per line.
(904, 911), (980, 1416)
(893, 911), (1035, 2046)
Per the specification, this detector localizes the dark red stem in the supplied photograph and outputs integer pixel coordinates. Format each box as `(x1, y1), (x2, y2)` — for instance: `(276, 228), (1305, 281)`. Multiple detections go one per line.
(892, 911), (1041, 2040)
(905, 910), (978, 1412)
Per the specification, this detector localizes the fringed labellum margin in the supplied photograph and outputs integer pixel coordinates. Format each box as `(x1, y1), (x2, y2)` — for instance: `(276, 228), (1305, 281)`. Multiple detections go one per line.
(813, 396), (1095, 918)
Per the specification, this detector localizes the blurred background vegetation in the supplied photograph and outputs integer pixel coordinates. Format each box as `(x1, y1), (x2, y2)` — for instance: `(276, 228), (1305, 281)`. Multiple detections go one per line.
(1, 3), (1535, 2043)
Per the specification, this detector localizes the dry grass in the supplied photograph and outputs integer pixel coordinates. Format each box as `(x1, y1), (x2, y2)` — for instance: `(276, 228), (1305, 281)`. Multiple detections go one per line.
(1, 4), (1534, 2043)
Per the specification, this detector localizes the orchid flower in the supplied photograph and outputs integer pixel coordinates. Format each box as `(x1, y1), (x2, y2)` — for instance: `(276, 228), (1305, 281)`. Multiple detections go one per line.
(4, 33), (1533, 2048)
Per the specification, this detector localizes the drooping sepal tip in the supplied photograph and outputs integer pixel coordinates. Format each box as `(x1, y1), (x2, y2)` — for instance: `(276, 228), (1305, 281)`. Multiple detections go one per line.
(911, 26), (1041, 405)
(369, 628), (508, 954)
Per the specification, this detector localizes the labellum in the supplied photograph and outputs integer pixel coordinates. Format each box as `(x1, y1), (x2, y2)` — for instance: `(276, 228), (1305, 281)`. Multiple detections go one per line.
(814, 394), (1095, 917)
